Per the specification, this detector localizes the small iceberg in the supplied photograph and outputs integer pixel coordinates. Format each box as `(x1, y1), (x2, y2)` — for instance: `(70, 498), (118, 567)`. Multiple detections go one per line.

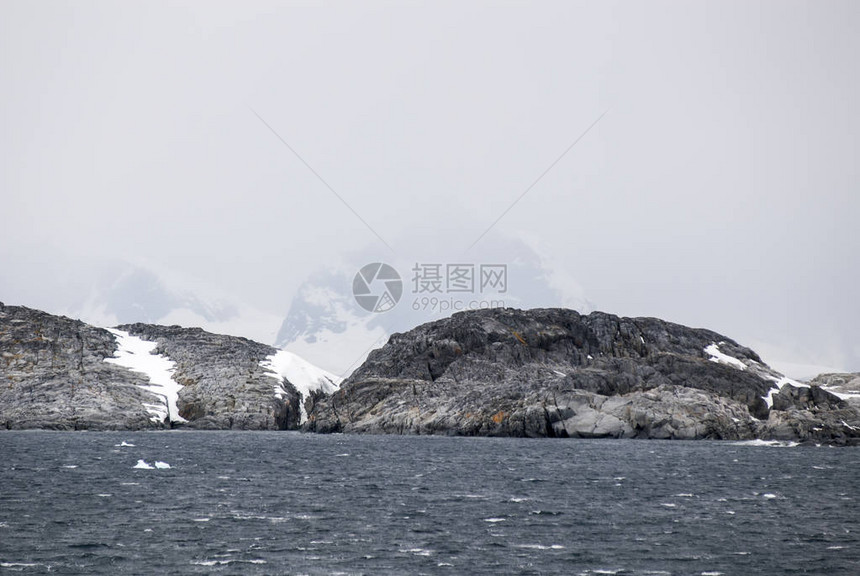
(134, 459), (171, 469)
(732, 439), (799, 448)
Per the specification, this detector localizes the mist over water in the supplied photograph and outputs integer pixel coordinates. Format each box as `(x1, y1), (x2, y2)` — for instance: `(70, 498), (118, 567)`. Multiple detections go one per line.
(1, 432), (858, 575)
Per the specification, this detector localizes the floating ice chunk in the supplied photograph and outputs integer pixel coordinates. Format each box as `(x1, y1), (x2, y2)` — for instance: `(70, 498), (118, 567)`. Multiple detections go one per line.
(399, 548), (432, 556)
(154, 461), (171, 469)
(732, 440), (798, 447)
(515, 544), (565, 550)
(192, 559), (266, 566)
(134, 459), (154, 469)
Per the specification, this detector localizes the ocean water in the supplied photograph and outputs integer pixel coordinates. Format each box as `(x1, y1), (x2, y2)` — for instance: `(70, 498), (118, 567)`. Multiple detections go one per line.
(0, 432), (858, 575)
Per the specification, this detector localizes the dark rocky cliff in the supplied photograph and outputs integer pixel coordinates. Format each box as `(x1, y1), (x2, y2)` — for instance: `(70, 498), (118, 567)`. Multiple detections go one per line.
(305, 308), (860, 445)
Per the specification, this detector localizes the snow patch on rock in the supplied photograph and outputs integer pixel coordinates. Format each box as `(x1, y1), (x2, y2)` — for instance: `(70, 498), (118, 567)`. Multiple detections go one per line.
(105, 329), (186, 424)
(261, 350), (342, 424)
(761, 374), (809, 409)
(705, 343), (747, 371)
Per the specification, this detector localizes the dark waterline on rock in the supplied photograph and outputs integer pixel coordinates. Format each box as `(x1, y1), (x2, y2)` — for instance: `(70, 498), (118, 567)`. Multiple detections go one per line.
(1, 431), (859, 575)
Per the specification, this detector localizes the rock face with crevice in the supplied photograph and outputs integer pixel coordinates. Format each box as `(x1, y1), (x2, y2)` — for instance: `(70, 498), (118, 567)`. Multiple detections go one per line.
(305, 308), (860, 445)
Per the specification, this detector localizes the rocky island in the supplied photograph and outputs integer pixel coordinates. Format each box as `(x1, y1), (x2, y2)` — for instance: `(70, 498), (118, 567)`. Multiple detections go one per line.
(0, 302), (338, 430)
(2, 301), (858, 444)
(304, 308), (860, 445)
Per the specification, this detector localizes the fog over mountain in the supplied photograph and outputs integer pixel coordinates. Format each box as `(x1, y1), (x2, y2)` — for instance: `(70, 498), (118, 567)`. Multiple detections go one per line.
(6, 232), (591, 376)
(1, 1), (857, 379)
(274, 233), (594, 375)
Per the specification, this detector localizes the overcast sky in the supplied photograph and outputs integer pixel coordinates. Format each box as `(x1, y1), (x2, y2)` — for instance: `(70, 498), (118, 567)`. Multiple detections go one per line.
(1, 1), (858, 373)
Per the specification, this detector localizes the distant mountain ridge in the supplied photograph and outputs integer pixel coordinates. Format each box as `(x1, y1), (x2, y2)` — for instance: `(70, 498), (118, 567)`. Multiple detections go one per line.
(276, 238), (594, 376)
(67, 262), (283, 347)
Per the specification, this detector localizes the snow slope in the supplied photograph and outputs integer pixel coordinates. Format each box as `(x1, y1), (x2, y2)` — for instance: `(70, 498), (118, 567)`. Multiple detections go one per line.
(104, 328), (186, 424)
(761, 375), (809, 409)
(703, 342), (810, 409)
(705, 343), (748, 371)
(261, 350), (342, 424)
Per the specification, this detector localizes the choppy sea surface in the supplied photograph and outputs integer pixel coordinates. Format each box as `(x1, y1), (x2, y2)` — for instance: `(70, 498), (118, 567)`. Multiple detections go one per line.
(0, 431), (858, 575)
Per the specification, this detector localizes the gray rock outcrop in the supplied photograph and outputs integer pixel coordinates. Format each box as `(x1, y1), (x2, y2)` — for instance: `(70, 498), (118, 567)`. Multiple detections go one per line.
(4, 301), (857, 443)
(808, 373), (860, 406)
(0, 303), (159, 429)
(305, 308), (860, 445)
(117, 323), (302, 430)
(0, 302), (316, 430)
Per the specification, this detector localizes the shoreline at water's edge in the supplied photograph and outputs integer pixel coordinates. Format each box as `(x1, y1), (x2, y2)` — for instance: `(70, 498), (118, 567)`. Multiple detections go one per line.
(2, 426), (858, 447)
(4, 303), (860, 445)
